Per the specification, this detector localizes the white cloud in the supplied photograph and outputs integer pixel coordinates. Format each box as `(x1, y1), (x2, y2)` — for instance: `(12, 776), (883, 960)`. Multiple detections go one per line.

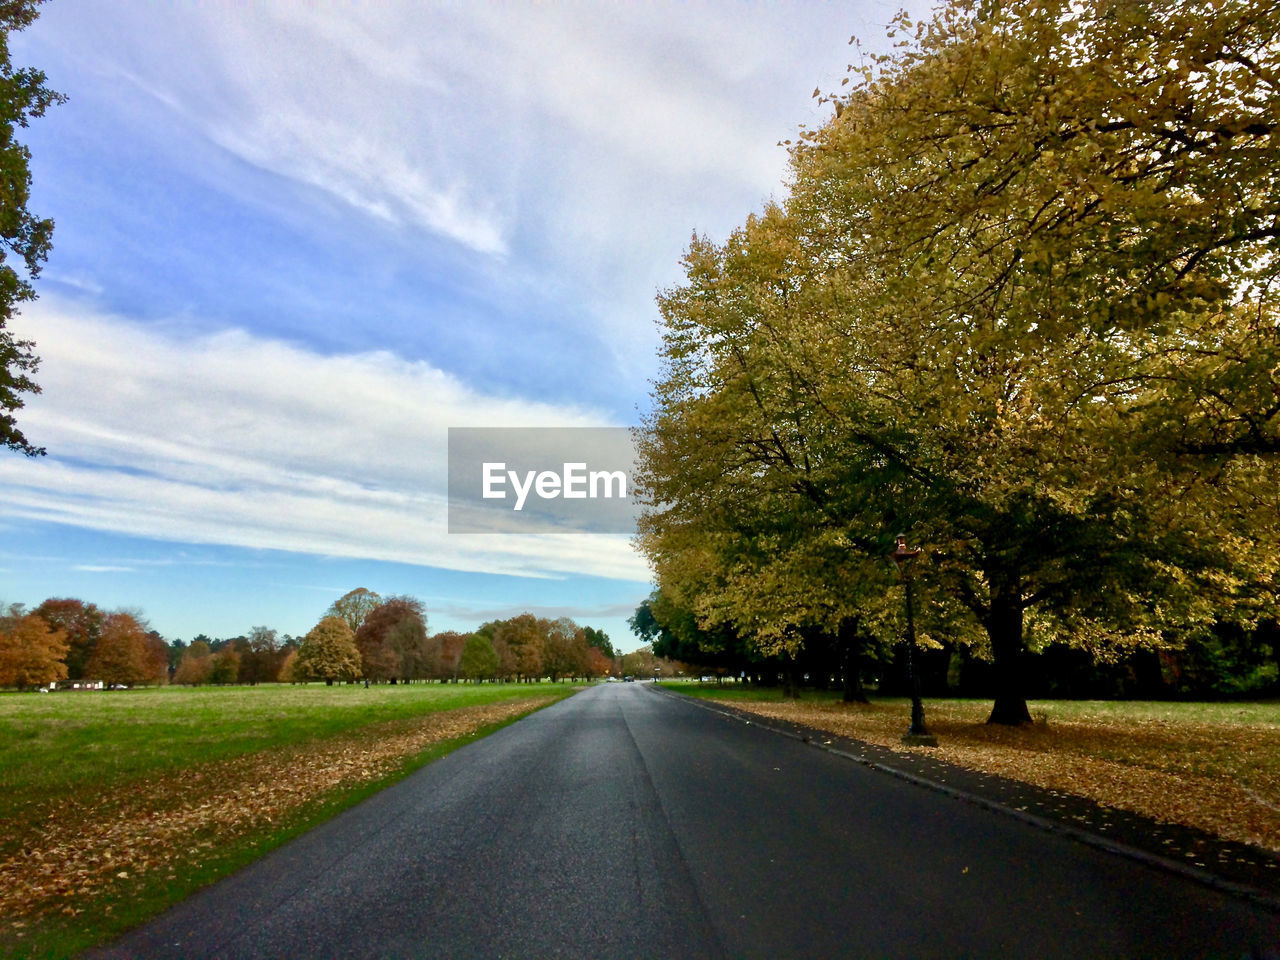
(60, 1), (914, 369)
(2, 300), (651, 583)
(72, 565), (136, 573)
(209, 114), (509, 256)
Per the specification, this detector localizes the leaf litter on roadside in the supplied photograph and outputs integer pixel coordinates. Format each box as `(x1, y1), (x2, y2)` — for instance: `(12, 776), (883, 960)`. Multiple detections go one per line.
(1, 700), (535, 927)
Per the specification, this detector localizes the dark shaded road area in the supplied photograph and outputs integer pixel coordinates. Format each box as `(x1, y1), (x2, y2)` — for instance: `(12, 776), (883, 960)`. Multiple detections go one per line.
(96, 683), (1280, 959)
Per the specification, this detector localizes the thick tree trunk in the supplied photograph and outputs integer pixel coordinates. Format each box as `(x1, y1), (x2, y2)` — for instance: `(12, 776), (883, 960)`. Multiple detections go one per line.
(986, 587), (1031, 725)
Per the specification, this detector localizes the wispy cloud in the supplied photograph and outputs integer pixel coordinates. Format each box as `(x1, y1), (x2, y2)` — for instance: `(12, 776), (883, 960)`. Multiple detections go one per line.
(3, 301), (650, 583)
(42, 1), (902, 372)
(72, 564), (136, 573)
(209, 116), (509, 256)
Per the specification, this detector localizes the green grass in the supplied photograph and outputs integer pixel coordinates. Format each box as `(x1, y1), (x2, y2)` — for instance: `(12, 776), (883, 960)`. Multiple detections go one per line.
(0, 682), (566, 821)
(11, 709), (540, 960)
(0, 682), (574, 958)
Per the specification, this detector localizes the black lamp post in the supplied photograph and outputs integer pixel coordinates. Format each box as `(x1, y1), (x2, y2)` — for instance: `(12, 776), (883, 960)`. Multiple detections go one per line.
(892, 533), (938, 747)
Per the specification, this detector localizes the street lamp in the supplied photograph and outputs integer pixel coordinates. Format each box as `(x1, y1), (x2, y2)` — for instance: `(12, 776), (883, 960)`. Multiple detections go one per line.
(892, 533), (938, 747)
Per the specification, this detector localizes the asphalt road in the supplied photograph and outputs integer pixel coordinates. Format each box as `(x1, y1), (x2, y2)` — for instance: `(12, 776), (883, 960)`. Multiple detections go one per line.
(96, 683), (1280, 959)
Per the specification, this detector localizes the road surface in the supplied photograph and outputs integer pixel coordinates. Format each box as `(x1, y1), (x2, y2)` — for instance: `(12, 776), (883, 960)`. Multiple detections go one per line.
(96, 683), (1280, 959)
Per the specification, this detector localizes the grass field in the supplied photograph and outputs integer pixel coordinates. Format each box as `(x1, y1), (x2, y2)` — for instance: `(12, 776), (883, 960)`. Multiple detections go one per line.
(0, 682), (574, 958)
(666, 683), (1280, 854)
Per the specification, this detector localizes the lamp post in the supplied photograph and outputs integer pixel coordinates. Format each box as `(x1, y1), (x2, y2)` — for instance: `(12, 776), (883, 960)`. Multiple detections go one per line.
(892, 533), (938, 747)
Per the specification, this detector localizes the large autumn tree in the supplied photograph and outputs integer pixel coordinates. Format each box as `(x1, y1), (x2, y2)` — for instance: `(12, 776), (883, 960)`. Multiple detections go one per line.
(326, 588), (382, 636)
(637, 0), (1280, 723)
(0, 603), (66, 688)
(0, 0), (64, 456)
(295, 615), (361, 685)
(492, 614), (545, 682)
(84, 612), (159, 686)
(34, 597), (103, 680)
(354, 596), (430, 682)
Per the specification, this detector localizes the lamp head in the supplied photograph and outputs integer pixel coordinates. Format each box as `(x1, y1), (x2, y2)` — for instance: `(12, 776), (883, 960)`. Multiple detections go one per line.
(892, 534), (922, 567)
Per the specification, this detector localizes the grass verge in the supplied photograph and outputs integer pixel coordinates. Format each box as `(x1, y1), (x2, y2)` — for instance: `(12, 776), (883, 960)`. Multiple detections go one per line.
(665, 684), (1280, 853)
(0, 683), (574, 958)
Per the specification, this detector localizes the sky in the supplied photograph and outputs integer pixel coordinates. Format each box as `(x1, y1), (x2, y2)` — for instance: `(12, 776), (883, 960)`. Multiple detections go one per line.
(0, 0), (917, 651)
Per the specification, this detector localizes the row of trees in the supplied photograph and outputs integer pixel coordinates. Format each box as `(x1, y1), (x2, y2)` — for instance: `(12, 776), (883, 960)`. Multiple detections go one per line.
(632, 590), (1280, 701)
(286, 589), (619, 685)
(635, 0), (1280, 722)
(0, 599), (168, 689)
(0, 588), (623, 689)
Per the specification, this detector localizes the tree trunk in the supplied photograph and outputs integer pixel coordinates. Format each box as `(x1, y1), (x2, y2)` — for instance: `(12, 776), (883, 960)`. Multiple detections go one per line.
(837, 617), (869, 703)
(986, 586), (1031, 725)
(783, 658), (800, 699)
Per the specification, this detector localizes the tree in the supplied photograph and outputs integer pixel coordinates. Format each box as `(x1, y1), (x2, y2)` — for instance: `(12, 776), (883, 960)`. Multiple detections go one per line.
(619, 645), (656, 678)
(326, 588), (382, 635)
(167, 638), (187, 673)
(295, 616), (361, 685)
(354, 596), (428, 682)
(477, 621), (516, 681)
(630, 590), (754, 675)
(433, 631), (469, 681)
(0, 606), (66, 688)
(543, 618), (590, 682)
(0, 0), (65, 456)
(458, 633), (499, 682)
(584, 646), (613, 679)
(173, 640), (212, 685)
(582, 626), (615, 659)
(208, 646), (240, 685)
(238, 626), (281, 684)
(144, 631), (170, 685)
(34, 598), (103, 681)
(84, 612), (153, 686)
(637, 0), (1280, 723)
(493, 614), (545, 682)
(277, 647), (300, 684)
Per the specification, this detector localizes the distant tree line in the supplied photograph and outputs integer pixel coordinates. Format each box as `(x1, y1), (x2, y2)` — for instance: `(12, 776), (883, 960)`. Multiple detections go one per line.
(0, 588), (620, 690)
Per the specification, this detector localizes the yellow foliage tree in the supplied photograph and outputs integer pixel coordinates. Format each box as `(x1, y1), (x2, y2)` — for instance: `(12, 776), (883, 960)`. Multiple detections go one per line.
(295, 616), (361, 685)
(638, 0), (1280, 723)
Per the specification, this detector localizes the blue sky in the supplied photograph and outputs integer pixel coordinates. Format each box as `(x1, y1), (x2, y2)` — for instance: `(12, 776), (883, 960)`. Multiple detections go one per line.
(0, 0), (913, 650)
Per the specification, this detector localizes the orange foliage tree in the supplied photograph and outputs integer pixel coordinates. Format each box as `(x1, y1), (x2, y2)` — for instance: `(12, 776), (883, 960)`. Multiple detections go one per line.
(33, 597), (103, 681)
(173, 640), (213, 685)
(0, 608), (68, 689)
(84, 612), (154, 686)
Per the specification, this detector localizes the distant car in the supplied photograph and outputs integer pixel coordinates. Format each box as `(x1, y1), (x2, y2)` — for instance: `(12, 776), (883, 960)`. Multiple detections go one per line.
(605, 676), (619, 682)
(623, 675), (635, 682)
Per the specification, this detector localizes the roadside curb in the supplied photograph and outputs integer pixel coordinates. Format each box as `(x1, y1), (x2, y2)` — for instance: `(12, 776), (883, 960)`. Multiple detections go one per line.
(650, 684), (1280, 915)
